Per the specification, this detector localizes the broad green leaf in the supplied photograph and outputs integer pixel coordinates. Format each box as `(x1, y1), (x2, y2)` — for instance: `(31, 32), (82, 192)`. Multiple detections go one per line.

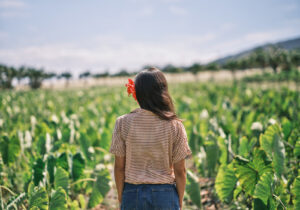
(238, 136), (256, 158)
(253, 172), (273, 206)
(61, 126), (71, 143)
(186, 170), (202, 208)
(281, 118), (292, 140)
(49, 187), (67, 210)
(33, 158), (45, 186)
(0, 134), (20, 165)
(0, 158), (3, 183)
(0, 188), (4, 210)
(29, 187), (49, 210)
(72, 153), (85, 181)
(56, 152), (69, 172)
(259, 124), (285, 177)
(253, 198), (268, 210)
(88, 168), (111, 208)
(233, 185), (242, 200)
(268, 197), (276, 210)
(252, 149), (273, 176)
(47, 155), (56, 185)
(238, 136), (249, 157)
(292, 176), (300, 210)
(259, 124), (279, 156)
(294, 140), (300, 157)
(189, 125), (200, 155)
(204, 133), (219, 176)
(37, 135), (46, 155)
(233, 158), (257, 195)
(217, 136), (227, 165)
(69, 200), (80, 210)
(215, 163), (237, 203)
(27, 181), (35, 195)
(233, 149), (272, 196)
(99, 129), (111, 151)
(54, 167), (69, 193)
(272, 135), (285, 177)
(78, 194), (86, 209)
(79, 132), (91, 160)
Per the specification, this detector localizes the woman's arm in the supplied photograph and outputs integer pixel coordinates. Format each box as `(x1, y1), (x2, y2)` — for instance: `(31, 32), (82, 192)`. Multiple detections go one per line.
(114, 155), (126, 204)
(174, 159), (187, 210)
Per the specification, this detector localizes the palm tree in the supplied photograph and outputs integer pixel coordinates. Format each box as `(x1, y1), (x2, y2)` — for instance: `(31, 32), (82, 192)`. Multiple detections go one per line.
(0, 64), (6, 89)
(205, 62), (219, 71)
(60, 72), (72, 87)
(253, 48), (269, 71)
(0, 65), (17, 89)
(45, 72), (57, 80)
(237, 58), (250, 70)
(79, 71), (91, 85)
(112, 69), (130, 77)
(290, 50), (300, 68)
(93, 70), (109, 78)
(25, 68), (46, 89)
(279, 50), (292, 73)
(17, 66), (27, 85)
(248, 53), (257, 69)
(186, 63), (202, 81)
(162, 64), (184, 74)
(268, 46), (282, 74)
(205, 62), (220, 81)
(290, 50), (300, 87)
(224, 60), (239, 81)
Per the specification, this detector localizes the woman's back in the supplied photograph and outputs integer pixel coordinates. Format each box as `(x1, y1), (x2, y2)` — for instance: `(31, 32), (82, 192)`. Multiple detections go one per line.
(109, 107), (192, 185)
(110, 67), (191, 209)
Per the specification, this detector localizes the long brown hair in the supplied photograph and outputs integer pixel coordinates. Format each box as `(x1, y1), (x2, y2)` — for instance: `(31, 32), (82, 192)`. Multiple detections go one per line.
(134, 67), (182, 121)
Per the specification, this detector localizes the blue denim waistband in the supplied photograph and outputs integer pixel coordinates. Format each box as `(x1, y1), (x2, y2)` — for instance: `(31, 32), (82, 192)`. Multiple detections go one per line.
(124, 182), (176, 188)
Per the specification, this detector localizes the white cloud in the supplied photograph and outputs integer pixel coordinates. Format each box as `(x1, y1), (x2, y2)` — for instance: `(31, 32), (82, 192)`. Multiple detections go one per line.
(0, 31), (8, 38)
(283, 3), (298, 12)
(0, 0), (28, 19)
(0, 35), (218, 75)
(137, 7), (153, 16)
(0, 28), (298, 76)
(0, 0), (25, 8)
(0, 10), (27, 18)
(220, 23), (235, 31)
(169, 6), (187, 15)
(244, 29), (298, 44)
(210, 28), (300, 59)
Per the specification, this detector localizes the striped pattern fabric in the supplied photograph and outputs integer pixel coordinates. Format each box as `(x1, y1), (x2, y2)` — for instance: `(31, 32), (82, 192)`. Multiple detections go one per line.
(109, 107), (192, 184)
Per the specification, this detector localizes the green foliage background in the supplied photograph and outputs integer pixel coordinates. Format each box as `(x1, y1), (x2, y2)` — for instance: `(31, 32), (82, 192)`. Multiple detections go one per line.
(0, 82), (299, 209)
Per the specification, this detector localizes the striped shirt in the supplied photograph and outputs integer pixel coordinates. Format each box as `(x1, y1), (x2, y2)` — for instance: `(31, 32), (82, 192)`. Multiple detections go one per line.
(109, 107), (192, 184)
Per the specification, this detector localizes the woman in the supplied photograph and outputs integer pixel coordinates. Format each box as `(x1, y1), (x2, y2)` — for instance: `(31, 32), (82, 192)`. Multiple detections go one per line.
(109, 67), (192, 210)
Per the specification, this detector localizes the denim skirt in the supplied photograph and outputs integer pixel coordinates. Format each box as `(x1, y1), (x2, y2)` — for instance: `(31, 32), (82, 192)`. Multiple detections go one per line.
(120, 182), (180, 210)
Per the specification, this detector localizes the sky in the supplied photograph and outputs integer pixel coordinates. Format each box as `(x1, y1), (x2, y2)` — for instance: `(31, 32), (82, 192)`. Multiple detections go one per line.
(0, 0), (300, 76)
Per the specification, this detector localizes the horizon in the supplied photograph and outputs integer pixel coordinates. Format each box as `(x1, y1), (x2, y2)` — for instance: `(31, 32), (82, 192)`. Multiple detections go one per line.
(1, 0), (300, 77)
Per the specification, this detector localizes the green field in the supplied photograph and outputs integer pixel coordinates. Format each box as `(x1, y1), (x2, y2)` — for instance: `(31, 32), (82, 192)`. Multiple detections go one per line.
(0, 82), (299, 209)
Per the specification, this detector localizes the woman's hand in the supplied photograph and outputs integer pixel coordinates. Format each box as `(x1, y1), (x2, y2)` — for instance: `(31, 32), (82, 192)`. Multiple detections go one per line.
(118, 197), (122, 210)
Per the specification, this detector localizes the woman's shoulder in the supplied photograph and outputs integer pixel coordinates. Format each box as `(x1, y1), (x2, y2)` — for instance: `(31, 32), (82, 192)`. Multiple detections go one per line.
(170, 118), (186, 132)
(171, 118), (184, 125)
(116, 108), (140, 123)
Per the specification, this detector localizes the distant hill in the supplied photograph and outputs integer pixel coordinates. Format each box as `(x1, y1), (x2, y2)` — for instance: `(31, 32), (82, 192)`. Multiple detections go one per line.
(213, 36), (300, 65)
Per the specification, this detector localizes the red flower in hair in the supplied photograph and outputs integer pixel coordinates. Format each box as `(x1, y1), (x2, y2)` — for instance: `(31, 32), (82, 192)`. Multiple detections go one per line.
(125, 78), (137, 101)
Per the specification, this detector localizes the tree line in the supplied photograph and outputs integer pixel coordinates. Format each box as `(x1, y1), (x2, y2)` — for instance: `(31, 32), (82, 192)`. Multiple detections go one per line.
(1, 45), (300, 90)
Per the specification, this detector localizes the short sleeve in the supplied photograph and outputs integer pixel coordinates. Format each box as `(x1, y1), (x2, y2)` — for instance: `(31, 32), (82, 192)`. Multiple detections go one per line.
(109, 118), (126, 157)
(172, 121), (192, 164)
